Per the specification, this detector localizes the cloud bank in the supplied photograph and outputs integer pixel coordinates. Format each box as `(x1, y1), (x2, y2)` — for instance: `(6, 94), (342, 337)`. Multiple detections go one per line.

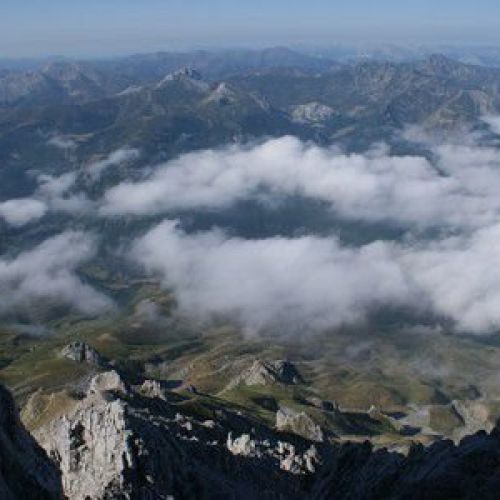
(131, 219), (500, 335)
(9, 128), (500, 336)
(102, 136), (500, 231)
(0, 231), (113, 319)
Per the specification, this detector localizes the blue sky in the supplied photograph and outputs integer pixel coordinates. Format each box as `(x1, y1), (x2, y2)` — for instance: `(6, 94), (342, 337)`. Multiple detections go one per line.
(1, 0), (499, 57)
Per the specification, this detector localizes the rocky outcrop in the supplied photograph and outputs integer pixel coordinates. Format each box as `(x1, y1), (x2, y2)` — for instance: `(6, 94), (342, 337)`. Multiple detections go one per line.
(88, 369), (128, 395)
(35, 372), (318, 499)
(227, 359), (304, 389)
(0, 384), (63, 499)
(276, 407), (324, 442)
(290, 102), (336, 124)
(452, 399), (496, 439)
(60, 340), (107, 367)
(226, 433), (320, 475)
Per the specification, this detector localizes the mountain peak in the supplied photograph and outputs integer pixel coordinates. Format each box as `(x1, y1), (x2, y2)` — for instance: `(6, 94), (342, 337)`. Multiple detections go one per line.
(155, 67), (208, 91)
(163, 67), (203, 82)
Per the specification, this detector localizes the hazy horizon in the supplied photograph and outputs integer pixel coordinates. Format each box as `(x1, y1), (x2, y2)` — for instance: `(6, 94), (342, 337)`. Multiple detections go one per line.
(2, 0), (500, 58)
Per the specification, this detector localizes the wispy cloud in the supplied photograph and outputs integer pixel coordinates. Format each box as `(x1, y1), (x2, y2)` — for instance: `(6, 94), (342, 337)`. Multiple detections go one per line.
(0, 231), (113, 320)
(87, 148), (140, 180)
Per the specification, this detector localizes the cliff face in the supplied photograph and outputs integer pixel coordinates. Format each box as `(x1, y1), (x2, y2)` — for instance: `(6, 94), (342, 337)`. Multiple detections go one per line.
(0, 384), (63, 500)
(313, 430), (500, 500)
(34, 371), (315, 499)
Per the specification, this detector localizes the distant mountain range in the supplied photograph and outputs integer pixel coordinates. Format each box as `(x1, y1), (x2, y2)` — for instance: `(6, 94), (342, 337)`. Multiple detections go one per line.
(2, 50), (500, 199)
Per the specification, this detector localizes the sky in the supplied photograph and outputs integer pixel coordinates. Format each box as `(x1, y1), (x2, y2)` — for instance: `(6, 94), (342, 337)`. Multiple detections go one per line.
(1, 0), (500, 57)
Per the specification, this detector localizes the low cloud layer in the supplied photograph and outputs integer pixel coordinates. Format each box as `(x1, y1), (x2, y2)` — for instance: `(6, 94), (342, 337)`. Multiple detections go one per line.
(0, 231), (113, 319)
(102, 136), (500, 232)
(8, 125), (500, 336)
(131, 219), (500, 335)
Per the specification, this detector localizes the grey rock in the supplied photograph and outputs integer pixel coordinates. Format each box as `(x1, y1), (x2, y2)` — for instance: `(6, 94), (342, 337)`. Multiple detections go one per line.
(88, 370), (128, 396)
(35, 373), (318, 499)
(61, 340), (107, 367)
(226, 433), (320, 475)
(276, 407), (324, 442)
(227, 359), (304, 389)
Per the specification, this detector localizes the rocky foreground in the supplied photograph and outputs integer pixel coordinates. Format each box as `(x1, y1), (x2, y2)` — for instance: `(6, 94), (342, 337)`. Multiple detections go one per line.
(3, 360), (500, 499)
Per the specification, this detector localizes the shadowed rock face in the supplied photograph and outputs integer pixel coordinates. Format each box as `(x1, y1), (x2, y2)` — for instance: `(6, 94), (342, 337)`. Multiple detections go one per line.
(313, 430), (500, 500)
(0, 384), (63, 500)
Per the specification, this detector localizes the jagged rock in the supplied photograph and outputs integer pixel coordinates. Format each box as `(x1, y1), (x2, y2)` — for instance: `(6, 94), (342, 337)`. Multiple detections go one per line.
(156, 67), (209, 92)
(227, 433), (257, 457)
(34, 374), (317, 499)
(226, 433), (320, 475)
(164, 67), (203, 81)
(0, 384), (63, 499)
(227, 359), (303, 389)
(276, 407), (324, 442)
(139, 379), (169, 400)
(36, 381), (195, 499)
(60, 340), (106, 367)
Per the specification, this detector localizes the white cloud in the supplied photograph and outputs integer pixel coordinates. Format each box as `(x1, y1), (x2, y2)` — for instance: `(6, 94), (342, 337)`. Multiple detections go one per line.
(131, 219), (500, 335)
(101, 136), (500, 231)
(401, 224), (500, 333)
(482, 115), (500, 135)
(0, 198), (48, 226)
(0, 172), (92, 227)
(37, 172), (92, 213)
(131, 220), (414, 335)
(0, 231), (113, 319)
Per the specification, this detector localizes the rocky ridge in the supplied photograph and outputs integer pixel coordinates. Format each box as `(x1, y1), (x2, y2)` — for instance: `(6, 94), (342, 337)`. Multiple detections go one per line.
(226, 359), (304, 390)
(34, 369), (321, 499)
